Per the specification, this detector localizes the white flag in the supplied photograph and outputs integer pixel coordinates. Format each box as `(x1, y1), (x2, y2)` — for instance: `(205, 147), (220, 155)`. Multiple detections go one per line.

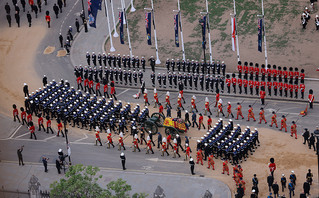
(231, 16), (236, 52)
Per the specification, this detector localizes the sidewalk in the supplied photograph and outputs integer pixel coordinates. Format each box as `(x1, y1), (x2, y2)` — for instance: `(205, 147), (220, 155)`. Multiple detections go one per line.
(0, 161), (231, 197)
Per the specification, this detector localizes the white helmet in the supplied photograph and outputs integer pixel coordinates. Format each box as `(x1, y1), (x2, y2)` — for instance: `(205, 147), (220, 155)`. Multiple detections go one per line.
(192, 95), (196, 99)
(205, 97), (209, 102)
(166, 91), (170, 96)
(173, 138), (177, 144)
(95, 126), (100, 131)
(154, 88), (157, 93)
(134, 134), (138, 139)
(120, 132), (124, 137)
(144, 89), (147, 93)
(120, 152), (125, 156)
(107, 129), (111, 134)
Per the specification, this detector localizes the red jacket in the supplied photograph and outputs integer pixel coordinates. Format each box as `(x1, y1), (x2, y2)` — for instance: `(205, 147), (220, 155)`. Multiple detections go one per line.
(21, 111), (26, 120)
(47, 119), (51, 127)
(13, 109), (18, 117)
(231, 78), (237, 85)
(77, 76), (82, 84)
(254, 81), (259, 88)
(237, 78), (242, 86)
(104, 84), (108, 92)
(38, 117), (43, 125)
(300, 84), (305, 92)
(237, 65), (242, 72)
(260, 91), (266, 99)
(96, 82), (100, 90)
(226, 78), (231, 87)
(84, 79), (89, 86)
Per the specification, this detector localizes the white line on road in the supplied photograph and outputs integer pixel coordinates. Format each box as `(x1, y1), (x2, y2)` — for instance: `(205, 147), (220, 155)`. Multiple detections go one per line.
(73, 132), (88, 142)
(146, 158), (184, 163)
(8, 125), (22, 139)
(43, 136), (57, 141)
(117, 89), (130, 97)
(70, 141), (92, 145)
(14, 132), (30, 139)
(59, 0), (81, 33)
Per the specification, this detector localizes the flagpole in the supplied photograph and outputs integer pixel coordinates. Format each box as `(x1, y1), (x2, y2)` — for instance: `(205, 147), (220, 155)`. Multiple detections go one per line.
(110, 0), (118, 37)
(233, 0), (240, 61)
(122, 0), (126, 24)
(121, 0), (133, 57)
(130, 0), (136, 12)
(151, 0), (161, 64)
(205, 0), (212, 63)
(177, 0), (186, 61)
(261, 0), (268, 67)
(104, 0), (115, 52)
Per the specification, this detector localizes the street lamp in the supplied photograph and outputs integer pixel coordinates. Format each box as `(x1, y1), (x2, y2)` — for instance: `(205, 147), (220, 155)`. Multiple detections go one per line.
(61, 104), (71, 165)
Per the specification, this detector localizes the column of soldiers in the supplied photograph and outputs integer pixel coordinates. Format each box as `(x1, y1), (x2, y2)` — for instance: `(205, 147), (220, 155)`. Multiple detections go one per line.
(75, 53), (147, 97)
(229, 61), (307, 99)
(300, 6), (319, 30)
(195, 119), (260, 167)
(151, 59), (227, 93)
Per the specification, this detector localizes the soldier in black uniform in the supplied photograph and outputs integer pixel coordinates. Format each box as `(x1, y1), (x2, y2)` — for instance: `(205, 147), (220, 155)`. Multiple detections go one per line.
(116, 54), (121, 67)
(86, 52), (91, 66)
(170, 59), (175, 72)
(165, 58), (170, 72)
(181, 59), (186, 72)
(128, 70), (132, 85)
(168, 72), (173, 88)
(195, 61), (200, 74)
(220, 76), (225, 93)
(183, 73), (187, 89)
(216, 61), (221, 75)
(193, 74), (198, 90)
(186, 59), (191, 73)
(206, 62), (211, 74)
(97, 53), (102, 66)
(114, 68), (118, 82)
(200, 60), (205, 74)
(122, 55), (126, 68)
(162, 73), (167, 88)
(191, 60), (195, 73)
(138, 70), (143, 84)
(215, 75), (220, 91)
(133, 71), (138, 86)
(112, 54), (116, 68)
(255, 63), (259, 81)
(209, 75), (215, 92)
(173, 72), (177, 88)
(118, 68), (123, 84)
(221, 61), (226, 76)
(188, 73), (193, 90)
(126, 55), (131, 69)
(199, 74), (204, 91)
(92, 52), (97, 66)
(157, 73), (162, 88)
(211, 60), (216, 75)
(177, 59), (181, 72)
(135, 56), (140, 70)
(98, 66), (103, 80)
(109, 68), (114, 81)
(205, 75), (210, 91)
(151, 72), (155, 87)
(141, 57), (146, 71)
(131, 56), (136, 70)
(102, 53), (107, 66)
(149, 56), (155, 72)
(123, 70), (128, 85)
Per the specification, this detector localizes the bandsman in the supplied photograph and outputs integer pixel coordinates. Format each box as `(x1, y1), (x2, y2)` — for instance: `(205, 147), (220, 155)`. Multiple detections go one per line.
(280, 115), (287, 132)
(236, 102), (244, 120)
(204, 97), (212, 115)
(196, 149), (203, 165)
(290, 121), (297, 139)
(95, 127), (102, 146)
(226, 102), (234, 118)
(118, 132), (126, 150)
(107, 129), (115, 148)
(207, 154), (215, 170)
(222, 159), (230, 175)
(259, 108), (267, 124)
(247, 105), (256, 122)
(191, 95), (198, 112)
(133, 134), (141, 152)
(217, 99), (225, 117)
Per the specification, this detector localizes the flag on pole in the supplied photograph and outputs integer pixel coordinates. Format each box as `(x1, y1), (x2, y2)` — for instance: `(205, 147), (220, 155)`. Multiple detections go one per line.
(88, 0), (100, 28)
(119, 11), (124, 44)
(258, 18), (263, 52)
(145, 12), (152, 45)
(201, 16), (207, 49)
(231, 16), (236, 52)
(174, 14), (179, 47)
(98, 0), (102, 10)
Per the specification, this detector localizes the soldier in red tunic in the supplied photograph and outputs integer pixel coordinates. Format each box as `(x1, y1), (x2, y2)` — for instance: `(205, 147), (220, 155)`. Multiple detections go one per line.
(222, 159), (230, 175)
(38, 114), (45, 132)
(207, 154), (215, 170)
(12, 104), (20, 122)
(106, 129), (115, 148)
(226, 102), (234, 118)
(270, 111), (278, 128)
(226, 74), (231, 93)
(247, 105), (256, 122)
(231, 73), (237, 94)
(291, 121), (297, 139)
(143, 89), (150, 106)
(280, 115), (287, 132)
(20, 107), (27, 125)
(95, 127), (102, 146)
(196, 149), (203, 165)
(237, 61), (242, 79)
(308, 89), (314, 109)
(153, 88), (159, 108)
(259, 107), (267, 124)
(29, 121), (37, 140)
(191, 95), (198, 112)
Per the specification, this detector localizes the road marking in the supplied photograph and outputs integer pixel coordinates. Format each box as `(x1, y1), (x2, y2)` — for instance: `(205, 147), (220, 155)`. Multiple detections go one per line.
(73, 132), (88, 142)
(117, 89), (130, 97)
(0, 160), (192, 177)
(14, 132), (30, 139)
(146, 158), (184, 163)
(70, 141), (92, 145)
(59, 0), (81, 33)
(8, 125), (22, 139)
(43, 136), (57, 141)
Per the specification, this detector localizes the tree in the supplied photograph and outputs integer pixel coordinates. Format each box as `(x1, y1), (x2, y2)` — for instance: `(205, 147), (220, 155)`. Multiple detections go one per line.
(50, 164), (148, 198)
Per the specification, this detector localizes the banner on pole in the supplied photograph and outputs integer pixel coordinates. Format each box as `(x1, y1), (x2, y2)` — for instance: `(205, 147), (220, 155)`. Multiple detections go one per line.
(258, 18), (263, 52)
(201, 15), (207, 49)
(119, 11), (124, 44)
(231, 16), (236, 52)
(88, 0), (100, 28)
(174, 14), (179, 47)
(145, 12), (152, 45)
